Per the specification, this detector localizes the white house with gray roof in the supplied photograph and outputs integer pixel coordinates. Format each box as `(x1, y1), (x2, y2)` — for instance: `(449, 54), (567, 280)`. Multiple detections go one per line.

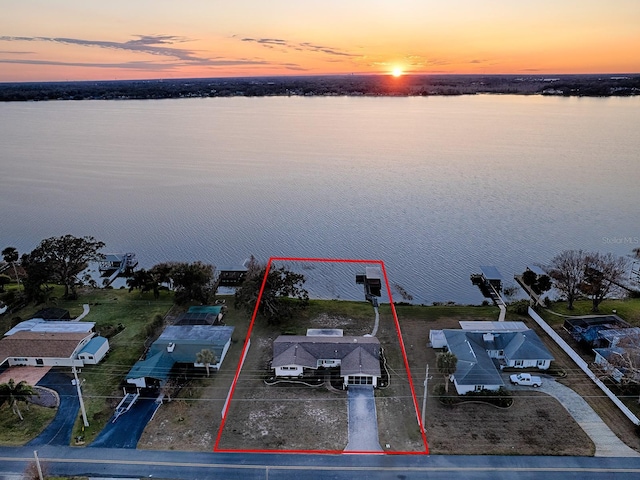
(441, 328), (554, 395)
(272, 335), (381, 387)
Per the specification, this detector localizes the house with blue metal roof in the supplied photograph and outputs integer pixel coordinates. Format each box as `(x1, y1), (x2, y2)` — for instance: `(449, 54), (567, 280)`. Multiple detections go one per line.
(126, 325), (235, 389)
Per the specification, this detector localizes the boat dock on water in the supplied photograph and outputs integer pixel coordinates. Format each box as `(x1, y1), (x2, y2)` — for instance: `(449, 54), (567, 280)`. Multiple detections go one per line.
(470, 266), (507, 320)
(99, 253), (138, 286)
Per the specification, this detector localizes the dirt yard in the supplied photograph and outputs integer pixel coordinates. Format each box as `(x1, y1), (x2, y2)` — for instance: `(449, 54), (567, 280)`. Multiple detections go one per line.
(139, 303), (620, 456)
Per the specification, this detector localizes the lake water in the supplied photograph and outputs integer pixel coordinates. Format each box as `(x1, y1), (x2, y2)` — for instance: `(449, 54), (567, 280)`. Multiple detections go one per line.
(1, 95), (639, 304)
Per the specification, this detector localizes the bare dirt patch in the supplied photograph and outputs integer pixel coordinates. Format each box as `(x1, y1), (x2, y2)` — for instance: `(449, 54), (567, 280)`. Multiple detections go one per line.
(217, 306), (425, 452)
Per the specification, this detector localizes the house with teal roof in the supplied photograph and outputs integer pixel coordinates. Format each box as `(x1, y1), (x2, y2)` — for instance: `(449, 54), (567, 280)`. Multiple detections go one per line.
(126, 325), (234, 389)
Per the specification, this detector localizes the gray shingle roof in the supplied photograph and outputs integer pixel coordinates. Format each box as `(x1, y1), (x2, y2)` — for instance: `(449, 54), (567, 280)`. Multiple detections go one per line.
(273, 335), (380, 377)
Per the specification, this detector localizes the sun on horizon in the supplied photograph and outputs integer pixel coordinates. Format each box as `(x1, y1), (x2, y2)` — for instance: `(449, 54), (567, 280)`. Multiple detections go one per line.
(392, 67), (404, 77)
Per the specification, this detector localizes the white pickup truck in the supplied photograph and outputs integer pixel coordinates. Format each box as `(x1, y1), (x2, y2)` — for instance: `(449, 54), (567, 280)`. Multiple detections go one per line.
(509, 373), (542, 387)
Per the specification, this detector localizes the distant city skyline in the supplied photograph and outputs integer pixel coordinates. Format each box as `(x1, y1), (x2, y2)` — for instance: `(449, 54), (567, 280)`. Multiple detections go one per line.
(1, 1), (639, 82)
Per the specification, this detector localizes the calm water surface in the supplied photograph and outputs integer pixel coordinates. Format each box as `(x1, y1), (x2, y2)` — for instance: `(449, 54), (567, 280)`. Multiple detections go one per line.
(1, 95), (639, 304)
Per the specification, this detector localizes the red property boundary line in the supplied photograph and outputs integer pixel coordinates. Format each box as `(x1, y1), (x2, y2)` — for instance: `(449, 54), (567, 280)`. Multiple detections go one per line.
(213, 256), (429, 455)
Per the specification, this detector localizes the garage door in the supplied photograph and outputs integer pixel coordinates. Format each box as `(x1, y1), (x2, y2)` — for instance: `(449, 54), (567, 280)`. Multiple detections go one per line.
(348, 375), (373, 385)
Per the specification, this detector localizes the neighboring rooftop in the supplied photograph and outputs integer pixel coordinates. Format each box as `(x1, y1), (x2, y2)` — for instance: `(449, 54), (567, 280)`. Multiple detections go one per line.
(0, 331), (92, 360)
(479, 266), (503, 281)
(5, 319), (95, 336)
(459, 321), (528, 332)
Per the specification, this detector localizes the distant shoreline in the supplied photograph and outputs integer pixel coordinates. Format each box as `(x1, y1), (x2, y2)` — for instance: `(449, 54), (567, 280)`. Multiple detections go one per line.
(1, 73), (639, 102)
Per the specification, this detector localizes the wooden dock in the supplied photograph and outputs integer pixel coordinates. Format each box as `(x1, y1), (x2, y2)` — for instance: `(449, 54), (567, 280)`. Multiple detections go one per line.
(100, 253), (138, 287)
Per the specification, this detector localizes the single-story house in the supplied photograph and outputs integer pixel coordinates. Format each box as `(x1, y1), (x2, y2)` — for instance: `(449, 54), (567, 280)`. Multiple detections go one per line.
(272, 335), (381, 387)
(126, 325), (234, 389)
(0, 331), (96, 367)
(439, 327), (554, 394)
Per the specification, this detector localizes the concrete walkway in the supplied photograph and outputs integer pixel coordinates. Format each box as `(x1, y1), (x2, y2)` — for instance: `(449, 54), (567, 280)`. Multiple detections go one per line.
(504, 374), (640, 457)
(345, 386), (382, 452)
(74, 303), (90, 321)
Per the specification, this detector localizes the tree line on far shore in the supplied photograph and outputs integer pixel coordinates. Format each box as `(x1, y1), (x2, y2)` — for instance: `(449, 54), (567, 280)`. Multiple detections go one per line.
(2, 235), (639, 318)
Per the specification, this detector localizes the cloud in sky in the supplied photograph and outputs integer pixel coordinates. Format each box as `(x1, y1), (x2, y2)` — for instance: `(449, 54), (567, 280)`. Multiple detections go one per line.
(1, 34), (212, 64)
(241, 37), (357, 58)
(0, 34), (300, 71)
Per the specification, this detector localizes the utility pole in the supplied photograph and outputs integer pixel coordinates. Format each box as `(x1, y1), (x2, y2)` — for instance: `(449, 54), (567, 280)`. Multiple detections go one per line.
(72, 365), (89, 427)
(33, 450), (44, 480)
(421, 364), (432, 429)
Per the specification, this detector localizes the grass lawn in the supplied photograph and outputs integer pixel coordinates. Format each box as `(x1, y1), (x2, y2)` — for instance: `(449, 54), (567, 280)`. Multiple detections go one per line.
(541, 298), (640, 326)
(0, 404), (57, 446)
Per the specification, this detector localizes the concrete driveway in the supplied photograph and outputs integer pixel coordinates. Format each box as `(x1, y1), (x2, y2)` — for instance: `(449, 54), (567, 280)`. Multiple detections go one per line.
(26, 370), (79, 446)
(503, 373), (640, 457)
(88, 398), (159, 449)
(344, 385), (382, 452)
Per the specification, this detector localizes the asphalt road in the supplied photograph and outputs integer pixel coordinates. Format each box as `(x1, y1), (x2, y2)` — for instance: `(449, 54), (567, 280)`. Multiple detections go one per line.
(3, 446), (640, 479)
(88, 398), (159, 449)
(26, 371), (79, 447)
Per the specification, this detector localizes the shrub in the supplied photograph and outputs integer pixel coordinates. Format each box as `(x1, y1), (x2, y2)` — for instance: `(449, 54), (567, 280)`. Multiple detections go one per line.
(508, 300), (530, 315)
(463, 387), (513, 408)
(433, 383), (458, 406)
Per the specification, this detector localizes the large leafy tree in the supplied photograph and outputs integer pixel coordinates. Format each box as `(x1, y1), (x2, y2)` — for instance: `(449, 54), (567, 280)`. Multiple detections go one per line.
(26, 235), (105, 299)
(20, 251), (54, 303)
(546, 250), (586, 310)
(130, 261), (217, 304)
(170, 261), (217, 305)
(0, 378), (37, 421)
(1, 246), (20, 289)
(234, 259), (309, 325)
(580, 252), (628, 312)
(521, 269), (552, 296)
(436, 352), (458, 394)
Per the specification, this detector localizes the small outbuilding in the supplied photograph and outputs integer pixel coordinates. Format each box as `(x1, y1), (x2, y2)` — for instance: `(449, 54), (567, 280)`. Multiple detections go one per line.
(77, 336), (109, 365)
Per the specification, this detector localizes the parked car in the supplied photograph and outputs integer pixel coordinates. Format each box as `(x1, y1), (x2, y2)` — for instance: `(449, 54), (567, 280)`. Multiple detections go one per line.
(510, 373), (542, 387)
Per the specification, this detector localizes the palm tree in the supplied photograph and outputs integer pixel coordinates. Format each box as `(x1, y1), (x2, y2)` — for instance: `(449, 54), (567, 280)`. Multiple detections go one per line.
(436, 352), (458, 394)
(0, 378), (37, 421)
(1, 246), (20, 290)
(195, 349), (217, 377)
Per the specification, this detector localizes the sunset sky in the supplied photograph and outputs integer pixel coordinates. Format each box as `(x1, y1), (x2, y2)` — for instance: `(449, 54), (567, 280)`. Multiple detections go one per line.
(1, 0), (639, 82)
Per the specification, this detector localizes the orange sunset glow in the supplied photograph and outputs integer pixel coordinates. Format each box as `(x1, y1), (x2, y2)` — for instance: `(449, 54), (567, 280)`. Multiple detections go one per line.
(1, 1), (639, 82)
